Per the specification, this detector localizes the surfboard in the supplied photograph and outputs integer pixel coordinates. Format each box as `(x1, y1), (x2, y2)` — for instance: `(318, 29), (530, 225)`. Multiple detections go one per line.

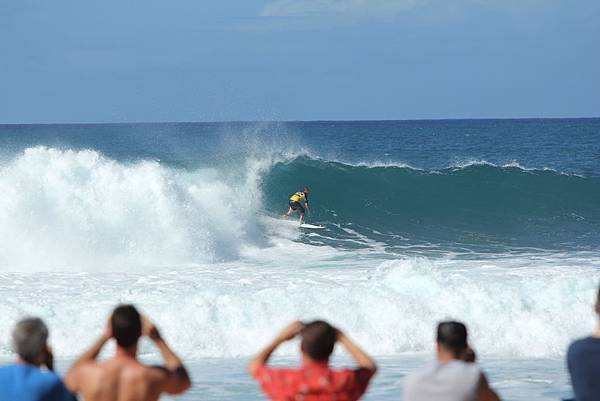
(300, 223), (325, 229)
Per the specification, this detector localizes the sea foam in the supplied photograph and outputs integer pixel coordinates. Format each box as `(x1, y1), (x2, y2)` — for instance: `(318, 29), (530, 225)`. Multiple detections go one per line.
(0, 255), (597, 359)
(0, 147), (269, 271)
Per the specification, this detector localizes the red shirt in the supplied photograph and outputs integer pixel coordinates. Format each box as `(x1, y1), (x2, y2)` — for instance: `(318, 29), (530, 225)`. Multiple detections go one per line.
(254, 361), (375, 401)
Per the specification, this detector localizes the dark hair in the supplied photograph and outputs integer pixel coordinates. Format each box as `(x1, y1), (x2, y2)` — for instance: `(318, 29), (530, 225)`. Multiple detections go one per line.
(303, 186), (310, 193)
(301, 320), (336, 361)
(111, 304), (142, 348)
(437, 321), (468, 357)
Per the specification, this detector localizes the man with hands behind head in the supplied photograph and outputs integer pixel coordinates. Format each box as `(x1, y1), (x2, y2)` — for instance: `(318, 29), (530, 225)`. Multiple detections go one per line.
(65, 304), (191, 401)
(248, 320), (377, 401)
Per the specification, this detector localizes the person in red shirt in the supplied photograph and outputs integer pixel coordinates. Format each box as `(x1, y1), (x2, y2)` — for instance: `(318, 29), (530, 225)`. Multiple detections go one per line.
(248, 320), (377, 401)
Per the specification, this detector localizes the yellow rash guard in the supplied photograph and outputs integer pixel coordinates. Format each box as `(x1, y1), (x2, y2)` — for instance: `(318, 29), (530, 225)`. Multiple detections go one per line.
(289, 192), (306, 203)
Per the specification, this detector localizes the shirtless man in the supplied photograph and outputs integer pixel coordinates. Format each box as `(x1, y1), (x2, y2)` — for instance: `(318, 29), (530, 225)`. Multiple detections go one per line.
(65, 304), (191, 401)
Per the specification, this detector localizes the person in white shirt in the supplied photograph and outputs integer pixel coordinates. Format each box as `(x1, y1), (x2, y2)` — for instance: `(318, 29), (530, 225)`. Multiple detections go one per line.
(403, 321), (501, 401)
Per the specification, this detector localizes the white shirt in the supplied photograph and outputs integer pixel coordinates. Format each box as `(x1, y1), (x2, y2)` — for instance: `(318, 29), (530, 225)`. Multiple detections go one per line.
(403, 360), (482, 401)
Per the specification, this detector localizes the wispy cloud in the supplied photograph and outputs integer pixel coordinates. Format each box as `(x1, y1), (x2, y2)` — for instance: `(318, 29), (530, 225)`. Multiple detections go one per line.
(259, 0), (548, 18)
(259, 0), (422, 17)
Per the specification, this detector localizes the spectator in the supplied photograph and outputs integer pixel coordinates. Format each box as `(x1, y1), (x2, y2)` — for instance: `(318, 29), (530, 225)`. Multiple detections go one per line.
(65, 304), (191, 401)
(0, 317), (76, 401)
(403, 321), (501, 401)
(567, 285), (600, 401)
(248, 320), (377, 401)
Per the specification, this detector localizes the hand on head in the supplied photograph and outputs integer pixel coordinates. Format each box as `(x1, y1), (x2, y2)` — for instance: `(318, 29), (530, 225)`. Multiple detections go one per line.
(43, 345), (54, 371)
(103, 318), (113, 341)
(142, 315), (162, 341)
(463, 346), (476, 363)
(276, 321), (306, 342)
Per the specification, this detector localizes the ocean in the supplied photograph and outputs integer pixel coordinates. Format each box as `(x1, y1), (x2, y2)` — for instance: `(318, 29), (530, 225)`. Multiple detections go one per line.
(0, 118), (599, 400)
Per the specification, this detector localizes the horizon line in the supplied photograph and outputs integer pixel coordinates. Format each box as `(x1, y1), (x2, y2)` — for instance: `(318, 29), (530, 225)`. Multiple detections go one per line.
(1, 116), (599, 127)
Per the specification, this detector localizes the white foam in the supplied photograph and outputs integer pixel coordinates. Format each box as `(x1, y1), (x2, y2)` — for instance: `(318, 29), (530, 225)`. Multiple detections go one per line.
(446, 158), (579, 175)
(0, 147), (270, 271)
(275, 153), (579, 176)
(0, 254), (597, 360)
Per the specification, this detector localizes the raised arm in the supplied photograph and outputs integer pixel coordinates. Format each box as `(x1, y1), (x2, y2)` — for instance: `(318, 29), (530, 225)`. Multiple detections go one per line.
(72, 333), (111, 366)
(247, 321), (305, 376)
(64, 322), (111, 391)
(337, 330), (377, 372)
(143, 316), (191, 394)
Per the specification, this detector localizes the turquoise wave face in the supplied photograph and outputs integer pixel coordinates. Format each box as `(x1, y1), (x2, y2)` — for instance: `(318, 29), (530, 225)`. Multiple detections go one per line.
(263, 157), (600, 252)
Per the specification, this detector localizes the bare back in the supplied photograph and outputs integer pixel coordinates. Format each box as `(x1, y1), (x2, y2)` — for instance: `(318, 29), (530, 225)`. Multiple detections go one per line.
(69, 356), (171, 401)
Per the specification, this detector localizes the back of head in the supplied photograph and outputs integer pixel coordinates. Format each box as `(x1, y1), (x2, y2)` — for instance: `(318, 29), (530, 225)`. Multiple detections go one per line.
(437, 321), (468, 357)
(303, 186), (310, 193)
(301, 320), (336, 362)
(111, 304), (142, 348)
(12, 317), (48, 364)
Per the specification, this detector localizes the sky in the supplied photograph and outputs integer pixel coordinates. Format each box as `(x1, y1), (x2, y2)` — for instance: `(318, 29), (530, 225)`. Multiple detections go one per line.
(1, 0), (599, 123)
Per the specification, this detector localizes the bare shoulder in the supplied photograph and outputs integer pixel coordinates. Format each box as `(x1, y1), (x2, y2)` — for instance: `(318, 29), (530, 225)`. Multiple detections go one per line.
(69, 359), (103, 376)
(65, 360), (107, 390)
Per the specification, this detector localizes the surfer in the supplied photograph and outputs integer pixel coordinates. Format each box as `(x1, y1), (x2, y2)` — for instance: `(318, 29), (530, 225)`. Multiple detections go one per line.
(285, 186), (310, 224)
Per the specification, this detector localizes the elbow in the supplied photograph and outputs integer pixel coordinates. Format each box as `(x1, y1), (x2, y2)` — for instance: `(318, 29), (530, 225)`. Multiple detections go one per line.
(169, 366), (192, 394)
(358, 358), (377, 373)
(366, 362), (378, 373)
(167, 376), (192, 395)
(181, 377), (192, 392)
(247, 361), (258, 377)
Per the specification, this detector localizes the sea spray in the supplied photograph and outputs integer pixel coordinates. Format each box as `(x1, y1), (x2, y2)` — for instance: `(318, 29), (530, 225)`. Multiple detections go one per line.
(0, 147), (269, 270)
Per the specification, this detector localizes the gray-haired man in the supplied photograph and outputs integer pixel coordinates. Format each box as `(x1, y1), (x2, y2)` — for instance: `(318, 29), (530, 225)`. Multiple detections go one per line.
(0, 317), (76, 401)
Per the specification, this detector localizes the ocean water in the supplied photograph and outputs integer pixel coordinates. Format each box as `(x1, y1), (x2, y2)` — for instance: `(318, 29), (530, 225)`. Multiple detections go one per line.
(0, 119), (599, 400)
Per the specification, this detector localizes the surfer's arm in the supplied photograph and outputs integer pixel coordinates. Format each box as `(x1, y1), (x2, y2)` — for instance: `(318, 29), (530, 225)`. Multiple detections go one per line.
(337, 330), (377, 372)
(247, 321), (305, 376)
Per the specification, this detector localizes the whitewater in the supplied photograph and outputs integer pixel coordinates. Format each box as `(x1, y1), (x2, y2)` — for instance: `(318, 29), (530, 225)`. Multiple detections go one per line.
(0, 119), (599, 400)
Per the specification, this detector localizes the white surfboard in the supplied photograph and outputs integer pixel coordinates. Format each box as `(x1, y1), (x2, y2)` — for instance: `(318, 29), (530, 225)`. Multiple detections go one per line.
(300, 223), (325, 229)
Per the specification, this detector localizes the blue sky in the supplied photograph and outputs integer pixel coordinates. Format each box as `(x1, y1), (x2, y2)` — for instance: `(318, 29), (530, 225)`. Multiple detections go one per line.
(1, 0), (599, 123)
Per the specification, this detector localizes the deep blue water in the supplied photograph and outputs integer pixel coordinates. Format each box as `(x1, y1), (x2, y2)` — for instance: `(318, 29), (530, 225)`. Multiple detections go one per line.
(1, 119), (599, 174)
